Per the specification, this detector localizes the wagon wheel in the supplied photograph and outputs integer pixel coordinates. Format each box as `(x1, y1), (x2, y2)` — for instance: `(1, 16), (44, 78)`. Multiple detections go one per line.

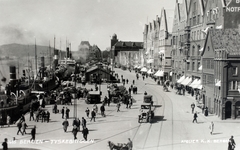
(138, 116), (141, 123)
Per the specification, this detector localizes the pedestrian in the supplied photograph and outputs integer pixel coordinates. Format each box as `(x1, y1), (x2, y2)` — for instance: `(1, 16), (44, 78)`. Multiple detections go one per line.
(90, 109), (96, 122)
(30, 126), (36, 141)
(133, 80), (135, 85)
(41, 111), (46, 122)
(17, 121), (23, 135)
(183, 88), (185, 95)
(209, 122), (214, 135)
(29, 109), (34, 121)
(6, 115), (10, 127)
(191, 103), (195, 114)
(66, 107), (70, 119)
(76, 118), (81, 132)
(100, 104), (105, 117)
(126, 98), (129, 109)
(85, 108), (90, 118)
(61, 107), (65, 119)
(107, 98), (111, 107)
(54, 103), (58, 114)
(128, 87), (131, 95)
(2, 138), (7, 150)
(93, 104), (98, 114)
(20, 114), (25, 123)
(82, 117), (86, 129)
(117, 102), (121, 112)
(22, 121), (28, 135)
(46, 111), (50, 123)
(143, 76), (145, 80)
(228, 136), (236, 150)
(82, 127), (89, 141)
(62, 118), (69, 132)
(192, 112), (198, 123)
(129, 98), (133, 109)
(127, 138), (133, 150)
(126, 79), (129, 84)
(72, 125), (78, 140)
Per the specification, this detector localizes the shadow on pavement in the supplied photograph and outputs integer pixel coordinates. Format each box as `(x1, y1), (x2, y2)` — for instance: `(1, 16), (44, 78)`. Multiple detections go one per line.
(153, 105), (162, 108)
(8, 148), (40, 150)
(212, 132), (222, 135)
(151, 116), (166, 123)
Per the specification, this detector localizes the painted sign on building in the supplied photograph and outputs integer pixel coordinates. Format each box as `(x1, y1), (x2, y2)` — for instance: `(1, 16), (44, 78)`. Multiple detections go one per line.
(224, 0), (240, 29)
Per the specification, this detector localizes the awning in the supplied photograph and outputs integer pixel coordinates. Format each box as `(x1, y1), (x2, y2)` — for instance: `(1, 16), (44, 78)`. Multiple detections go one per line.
(147, 69), (154, 74)
(137, 66), (142, 69)
(215, 80), (221, 87)
(147, 59), (154, 64)
(197, 85), (202, 89)
(134, 65), (138, 69)
(154, 70), (164, 77)
(140, 67), (148, 72)
(199, 47), (203, 52)
(192, 79), (201, 89)
(177, 75), (185, 83)
(189, 79), (199, 87)
(181, 77), (192, 86)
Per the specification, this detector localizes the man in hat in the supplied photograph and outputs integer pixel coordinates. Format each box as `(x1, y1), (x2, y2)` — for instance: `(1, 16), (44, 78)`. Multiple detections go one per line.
(127, 138), (133, 150)
(2, 138), (7, 150)
(61, 107), (65, 119)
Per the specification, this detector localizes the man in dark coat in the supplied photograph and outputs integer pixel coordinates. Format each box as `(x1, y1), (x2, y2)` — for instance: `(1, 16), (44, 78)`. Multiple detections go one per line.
(66, 107), (70, 119)
(61, 107), (65, 119)
(228, 136), (236, 150)
(82, 117), (86, 129)
(90, 109), (96, 122)
(22, 121), (28, 135)
(30, 126), (36, 141)
(82, 127), (89, 141)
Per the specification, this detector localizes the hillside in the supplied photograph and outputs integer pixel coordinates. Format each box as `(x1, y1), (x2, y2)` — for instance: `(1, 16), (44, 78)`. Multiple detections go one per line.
(0, 43), (65, 58)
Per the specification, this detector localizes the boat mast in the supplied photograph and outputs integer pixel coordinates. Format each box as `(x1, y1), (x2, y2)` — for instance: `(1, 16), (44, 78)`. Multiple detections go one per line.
(49, 40), (52, 70)
(35, 39), (37, 77)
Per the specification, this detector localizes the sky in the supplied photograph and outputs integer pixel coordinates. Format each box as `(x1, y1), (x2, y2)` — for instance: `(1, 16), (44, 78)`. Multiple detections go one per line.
(0, 0), (176, 51)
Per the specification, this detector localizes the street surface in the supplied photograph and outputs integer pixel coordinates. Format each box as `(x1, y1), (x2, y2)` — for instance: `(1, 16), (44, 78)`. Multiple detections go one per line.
(0, 68), (239, 150)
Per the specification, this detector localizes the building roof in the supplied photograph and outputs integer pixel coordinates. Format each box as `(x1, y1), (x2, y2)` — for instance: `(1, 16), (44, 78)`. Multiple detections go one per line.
(114, 41), (143, 48)
(211, 29), (240, 55)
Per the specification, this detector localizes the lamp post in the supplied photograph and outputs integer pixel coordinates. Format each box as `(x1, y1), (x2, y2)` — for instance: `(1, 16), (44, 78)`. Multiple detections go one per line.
(73, 63), (77, 119)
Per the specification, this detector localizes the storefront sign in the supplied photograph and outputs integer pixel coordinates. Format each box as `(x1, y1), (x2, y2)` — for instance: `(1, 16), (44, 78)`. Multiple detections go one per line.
(224, 0), (240, 29)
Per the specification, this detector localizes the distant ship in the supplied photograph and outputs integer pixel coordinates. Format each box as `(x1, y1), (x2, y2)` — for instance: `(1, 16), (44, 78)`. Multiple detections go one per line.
(55, 46), (76, 81)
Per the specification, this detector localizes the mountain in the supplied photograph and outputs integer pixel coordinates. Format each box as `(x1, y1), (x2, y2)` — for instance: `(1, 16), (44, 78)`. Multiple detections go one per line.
(0, 43), (64, 58)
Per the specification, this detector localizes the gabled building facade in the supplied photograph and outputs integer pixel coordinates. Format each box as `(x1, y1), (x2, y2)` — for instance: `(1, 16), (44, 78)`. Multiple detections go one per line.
(172, 0), (190, 82)
(158, 8), (173, 80)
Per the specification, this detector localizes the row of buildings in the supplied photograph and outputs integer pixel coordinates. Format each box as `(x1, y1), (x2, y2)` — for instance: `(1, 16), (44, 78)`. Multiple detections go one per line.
(111, 0), (240, 120)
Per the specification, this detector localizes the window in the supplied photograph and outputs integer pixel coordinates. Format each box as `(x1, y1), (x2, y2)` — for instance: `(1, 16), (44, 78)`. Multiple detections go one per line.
(187, 62), (190, 70)
(192, 46), (195, 56)
(198, 15), (200, 24)
(197, 30), (199, 40)
(233, 67), (238, 76)
(198, 61), (201, 71)
(229, 81), (238, 90)
(198, 45), (201, 55)
(192, 62), (195, 71)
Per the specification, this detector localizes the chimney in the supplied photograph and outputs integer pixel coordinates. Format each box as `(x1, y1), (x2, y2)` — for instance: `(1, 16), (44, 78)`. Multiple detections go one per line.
(9, 66), (16, 82)
(66, 47), (70, 58)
